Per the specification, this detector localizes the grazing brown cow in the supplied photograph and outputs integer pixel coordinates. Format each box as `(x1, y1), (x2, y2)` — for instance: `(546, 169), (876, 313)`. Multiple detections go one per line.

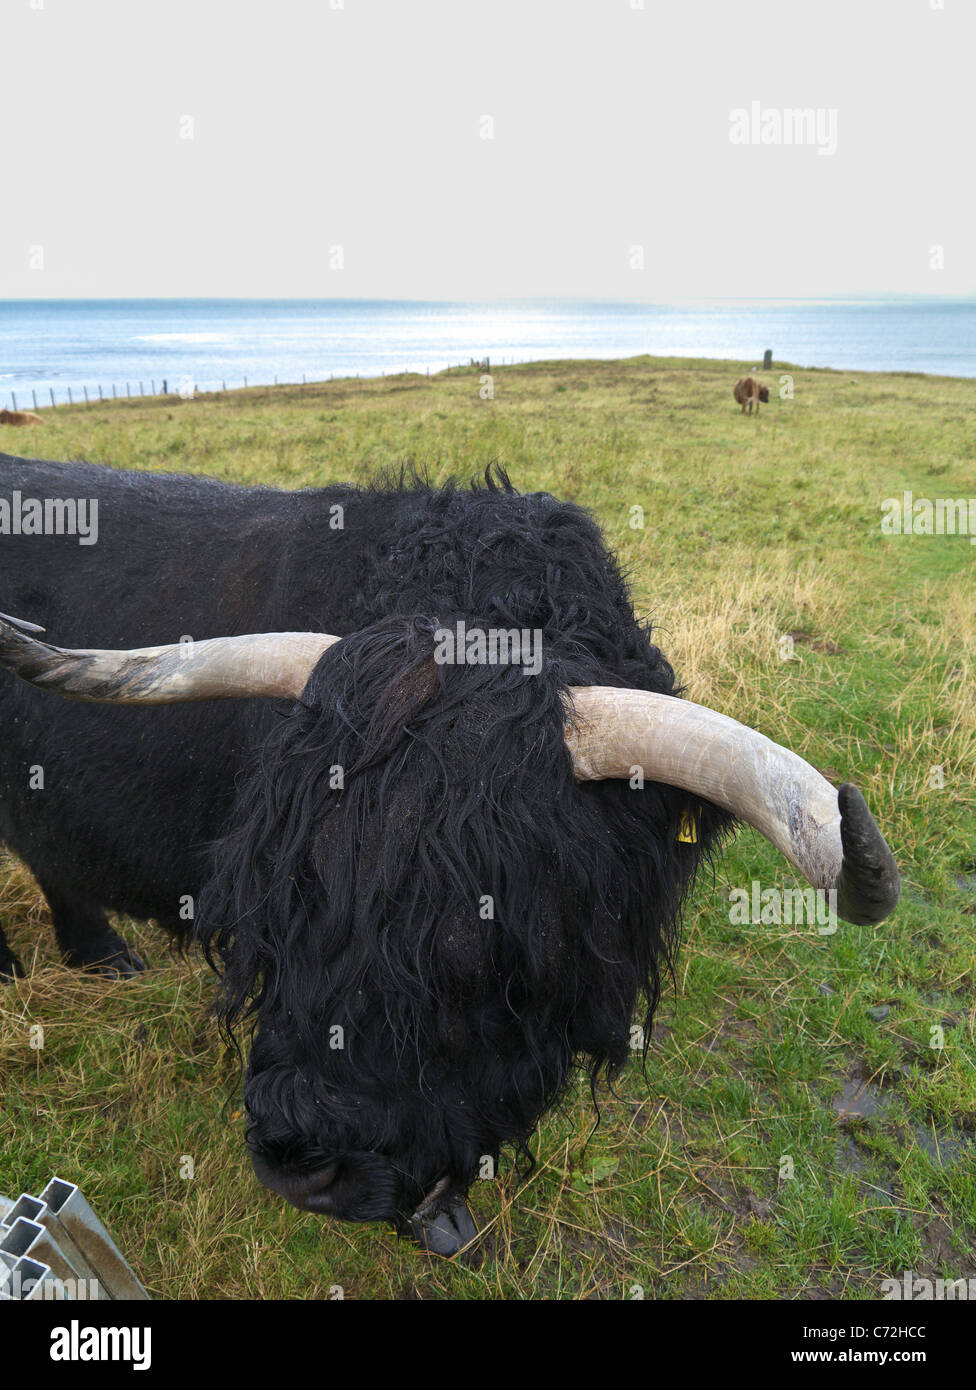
(0, 409), (44, 427)
(733, 378), (770, 415)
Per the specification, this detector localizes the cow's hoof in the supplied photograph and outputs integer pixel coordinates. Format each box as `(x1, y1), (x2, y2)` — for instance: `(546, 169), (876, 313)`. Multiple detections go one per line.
(66, 943), (148, 978)
(0, 953), (26, 982)
(405, 1184), (480, 1259)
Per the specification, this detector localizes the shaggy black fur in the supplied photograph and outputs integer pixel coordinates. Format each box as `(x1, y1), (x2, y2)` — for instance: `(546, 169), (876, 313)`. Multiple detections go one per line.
(197, 474), (732, 1230)
(0, 456), (732, 1237)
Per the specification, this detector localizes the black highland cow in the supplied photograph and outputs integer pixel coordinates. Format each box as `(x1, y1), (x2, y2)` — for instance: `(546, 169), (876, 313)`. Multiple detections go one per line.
(0, 454), (899, 1254)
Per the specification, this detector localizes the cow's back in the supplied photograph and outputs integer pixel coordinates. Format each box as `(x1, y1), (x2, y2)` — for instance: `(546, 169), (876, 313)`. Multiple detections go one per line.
(0, 457), (652, 924)
(0, 456), (359, 920)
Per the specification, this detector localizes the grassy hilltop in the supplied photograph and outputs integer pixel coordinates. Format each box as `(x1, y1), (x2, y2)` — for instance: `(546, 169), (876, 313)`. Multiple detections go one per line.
(0, 354), (973, 1299)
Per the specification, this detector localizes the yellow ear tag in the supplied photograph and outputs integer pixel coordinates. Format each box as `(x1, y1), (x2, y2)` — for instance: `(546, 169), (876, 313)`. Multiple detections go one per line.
(677, 810), (698, 844)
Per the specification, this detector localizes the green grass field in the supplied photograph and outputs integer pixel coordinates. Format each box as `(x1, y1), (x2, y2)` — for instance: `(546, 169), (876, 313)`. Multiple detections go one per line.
(1, 354), (973, 1300)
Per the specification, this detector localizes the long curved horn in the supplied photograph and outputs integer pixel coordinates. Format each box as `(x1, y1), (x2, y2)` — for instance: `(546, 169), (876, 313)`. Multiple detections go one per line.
(0, 617), (900, 924)
(0, 611), (46, 635)
(0, 615), (337, 703)
(565, 687), (900, 926)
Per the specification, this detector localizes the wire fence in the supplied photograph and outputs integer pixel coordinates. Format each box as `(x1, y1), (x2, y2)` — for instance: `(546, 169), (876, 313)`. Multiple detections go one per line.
(3, 358), (498, 413)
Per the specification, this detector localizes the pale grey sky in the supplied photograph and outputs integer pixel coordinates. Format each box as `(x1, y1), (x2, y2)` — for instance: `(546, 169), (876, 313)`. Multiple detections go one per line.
(1, 0), (972, 300)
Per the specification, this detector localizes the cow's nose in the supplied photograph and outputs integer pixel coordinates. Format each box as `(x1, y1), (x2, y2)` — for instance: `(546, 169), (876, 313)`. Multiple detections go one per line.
(406, 1181), (480, 1257)
(251, 1155), (339, 1213)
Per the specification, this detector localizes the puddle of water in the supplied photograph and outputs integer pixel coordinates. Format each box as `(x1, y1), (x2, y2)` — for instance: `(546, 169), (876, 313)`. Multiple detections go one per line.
(834, 1078), (969, 1167)
(834, 1138), (897, 1202)
(836, 1136), (865, 1173)
(833, 1078), (893, 1119)
(913, 1125), (968, 1165)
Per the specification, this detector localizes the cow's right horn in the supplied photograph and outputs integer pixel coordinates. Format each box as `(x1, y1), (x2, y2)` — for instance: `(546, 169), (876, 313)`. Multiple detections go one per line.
(0, 616), (902, 928)
(0, 616), (338, 703)
(0, 611), (46, 635)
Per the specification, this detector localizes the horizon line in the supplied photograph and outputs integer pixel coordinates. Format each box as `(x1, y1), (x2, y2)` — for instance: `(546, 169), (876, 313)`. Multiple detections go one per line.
(2, 292), (976, 306)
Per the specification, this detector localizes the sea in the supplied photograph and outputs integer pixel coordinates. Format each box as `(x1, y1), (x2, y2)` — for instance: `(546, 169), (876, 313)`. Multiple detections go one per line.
(1, 297), (974, 407)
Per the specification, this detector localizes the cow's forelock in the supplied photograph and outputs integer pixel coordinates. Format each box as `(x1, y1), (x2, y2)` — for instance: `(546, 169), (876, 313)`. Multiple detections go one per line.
(197, 606), (732, 1229)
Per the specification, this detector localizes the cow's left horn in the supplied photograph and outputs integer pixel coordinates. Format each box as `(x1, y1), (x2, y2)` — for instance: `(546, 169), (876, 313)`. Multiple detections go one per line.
(0, 618), (900, 924)
(0, 616), (338, 703)
(565, 687), (900, 927)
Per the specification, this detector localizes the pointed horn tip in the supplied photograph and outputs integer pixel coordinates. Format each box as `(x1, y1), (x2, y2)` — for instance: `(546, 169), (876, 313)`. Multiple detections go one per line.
(0, 611), (46, 635)
(835, 782), (901, 926)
